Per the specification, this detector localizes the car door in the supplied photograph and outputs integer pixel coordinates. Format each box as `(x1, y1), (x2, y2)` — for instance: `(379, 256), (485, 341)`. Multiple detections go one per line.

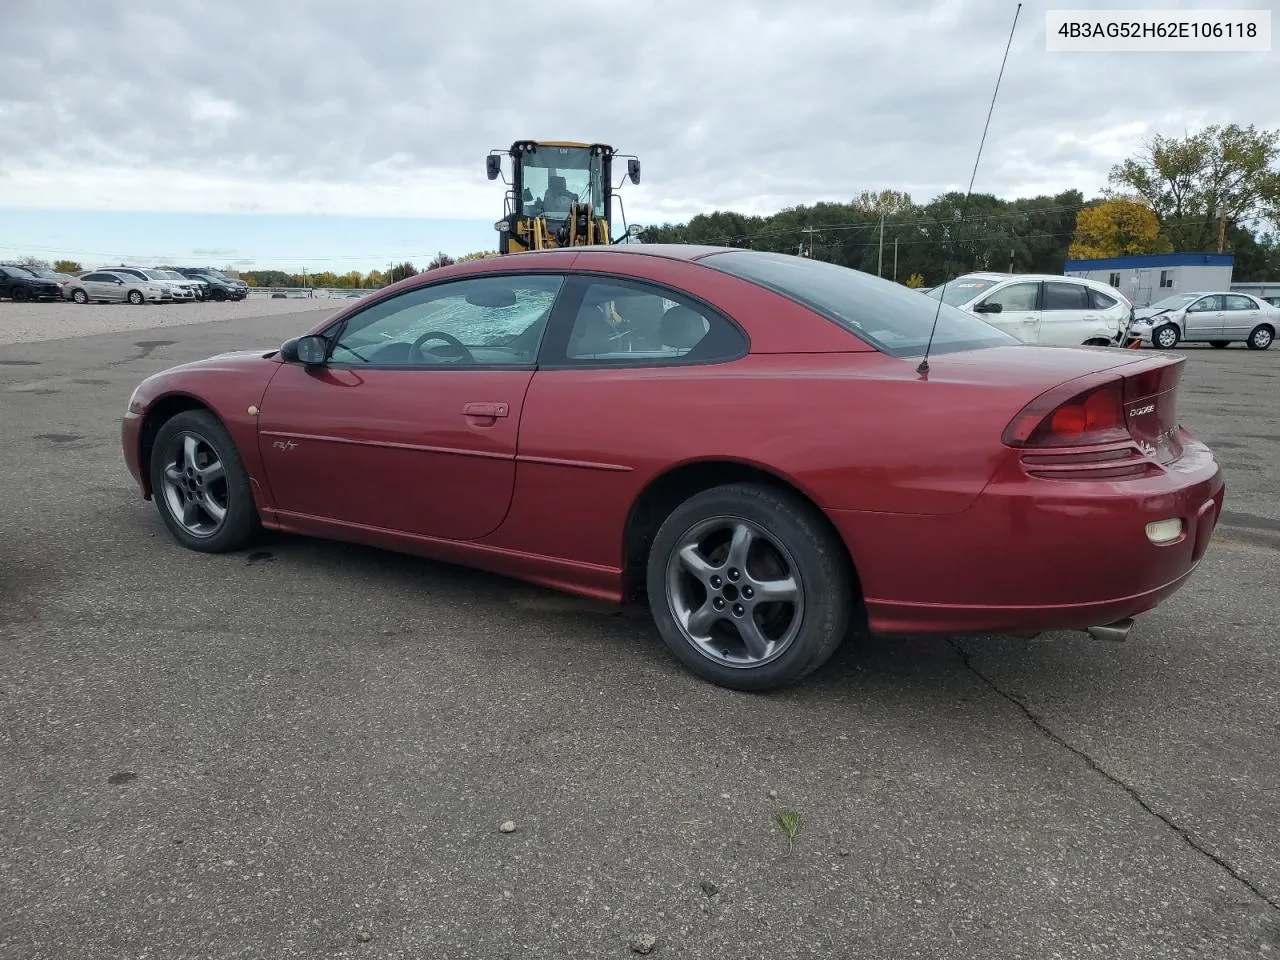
(1038, 280), (1098, 345)
(1182, 295), (1225, 340)
(971, 280), (1041, 342)
(1220, 294), (1262, 338)
(82, 272), (123, 301)
(256, 271), (566, 542)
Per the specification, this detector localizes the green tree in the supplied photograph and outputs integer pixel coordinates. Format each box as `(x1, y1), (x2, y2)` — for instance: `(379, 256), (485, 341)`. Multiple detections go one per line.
(1108, 123), (1280, 251)
(426, 252), (455, 271)
(53, 259), (82, 273)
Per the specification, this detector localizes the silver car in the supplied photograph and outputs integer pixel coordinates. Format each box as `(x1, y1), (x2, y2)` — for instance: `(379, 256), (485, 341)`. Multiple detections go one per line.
(70, 270), (167, 304)
(1129, 291), (1278, 351)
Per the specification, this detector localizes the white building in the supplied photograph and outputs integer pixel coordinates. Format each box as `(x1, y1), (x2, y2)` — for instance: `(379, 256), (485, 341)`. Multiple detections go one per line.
(1062, 252), (1234, 307)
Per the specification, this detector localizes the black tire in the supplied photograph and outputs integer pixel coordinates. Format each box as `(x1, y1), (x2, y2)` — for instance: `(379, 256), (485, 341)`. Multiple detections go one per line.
(1153, 323), (1180, 349)
(148, 409), (260, 553)
(72, 288), (89, 304)
(1210, 340), (1230, 348)
(1246, 325), (1274, 350)
(127, 290), (144, 305)
(212, 288), (227, 301)
(645, 482), (853, 692)
(12, 287), (30, 303)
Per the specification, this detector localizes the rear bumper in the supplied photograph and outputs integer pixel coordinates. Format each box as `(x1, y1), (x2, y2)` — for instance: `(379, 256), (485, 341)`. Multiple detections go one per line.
(829, 436), (1225, 635)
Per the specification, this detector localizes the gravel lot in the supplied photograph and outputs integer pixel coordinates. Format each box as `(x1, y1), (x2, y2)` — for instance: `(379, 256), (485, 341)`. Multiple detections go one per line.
(0, 296), (337, 346)
(1, 308), (1278, 959)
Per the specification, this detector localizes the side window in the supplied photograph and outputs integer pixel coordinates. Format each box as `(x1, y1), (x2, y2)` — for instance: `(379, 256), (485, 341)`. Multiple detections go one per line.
(560, 277), (746, 365)
(1042, 281), (1091, 311)
(1187, 296), (1221, 312)
(980, 281), (1039, 312)
(1089, 289), (1118, 310)
(1223, 295), (1256, 311)
(329, 273), (563, 367)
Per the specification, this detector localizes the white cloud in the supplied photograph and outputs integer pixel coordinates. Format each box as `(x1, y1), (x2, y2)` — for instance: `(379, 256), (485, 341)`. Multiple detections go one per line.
(0, 0), (1275, 224)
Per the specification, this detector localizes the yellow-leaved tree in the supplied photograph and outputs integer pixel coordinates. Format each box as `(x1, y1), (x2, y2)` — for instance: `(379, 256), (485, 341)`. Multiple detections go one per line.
(1068, 199), (1173, 259)
(903, 272), (925, 288)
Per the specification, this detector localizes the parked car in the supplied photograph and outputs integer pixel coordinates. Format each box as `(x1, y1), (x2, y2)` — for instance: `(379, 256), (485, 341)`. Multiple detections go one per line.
(23, 268), (79, 299)
(153, 268), (210, 300)
(106, 266), (197, 301)
(924, 272), (1133, 346)
(0, 264), (63, 301)
(69, 270), (167, 304)
(173, 267), (247, 300)
(1129, 291), (1277, 350)
(1261, 295), (1280, 308)
(119, 246), (1224, 691)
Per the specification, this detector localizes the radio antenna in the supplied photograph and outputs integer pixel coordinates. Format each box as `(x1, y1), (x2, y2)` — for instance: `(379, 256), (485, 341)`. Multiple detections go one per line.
(917, 2), (1022, 376)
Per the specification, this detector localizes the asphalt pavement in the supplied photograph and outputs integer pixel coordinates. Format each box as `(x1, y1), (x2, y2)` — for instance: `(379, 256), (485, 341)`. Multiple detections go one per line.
(1, 310), (1278, 959)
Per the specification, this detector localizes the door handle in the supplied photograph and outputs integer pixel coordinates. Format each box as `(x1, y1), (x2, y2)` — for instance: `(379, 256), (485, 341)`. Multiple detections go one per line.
(462, 401), (509, 418)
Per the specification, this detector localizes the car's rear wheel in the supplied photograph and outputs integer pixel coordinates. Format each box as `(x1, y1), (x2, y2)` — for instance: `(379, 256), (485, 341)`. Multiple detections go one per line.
(1210, 340), (1230, 348)
(72, 288), (89, 304)
(148, 409), (260, 553)
(1246, 325), (1274, 350)
(1153, 323), (1180, 349)
(645, 482), (852, 691)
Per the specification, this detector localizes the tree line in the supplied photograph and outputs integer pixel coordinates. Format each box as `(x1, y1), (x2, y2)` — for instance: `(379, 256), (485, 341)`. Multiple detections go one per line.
(638, 123), (1280, 285)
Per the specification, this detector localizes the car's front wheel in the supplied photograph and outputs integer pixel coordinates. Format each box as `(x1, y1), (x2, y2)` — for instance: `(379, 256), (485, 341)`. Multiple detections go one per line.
(1246, 325), (1274, 350)
(127, 290), (144, 305)
(148, 409), (260, 553)
(1153, 323), (1180, 349)
(646, 482), (853, 691)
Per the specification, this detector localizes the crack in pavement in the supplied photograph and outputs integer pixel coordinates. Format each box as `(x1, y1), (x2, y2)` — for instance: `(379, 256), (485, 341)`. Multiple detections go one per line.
(948, 638), (1280, 913)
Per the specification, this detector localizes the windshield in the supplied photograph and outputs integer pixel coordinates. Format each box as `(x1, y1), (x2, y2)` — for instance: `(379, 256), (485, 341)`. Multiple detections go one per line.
(519, 145), (605, 220)
(1145, 293), (1199, 311)
(700, 251), (1017, 358)
(923, 276), (1002, 306)
(2, 265), (36, 277)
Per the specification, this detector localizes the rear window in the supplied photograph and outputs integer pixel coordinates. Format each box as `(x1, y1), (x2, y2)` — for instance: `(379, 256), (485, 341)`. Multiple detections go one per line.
(697, 250), (1016, 358)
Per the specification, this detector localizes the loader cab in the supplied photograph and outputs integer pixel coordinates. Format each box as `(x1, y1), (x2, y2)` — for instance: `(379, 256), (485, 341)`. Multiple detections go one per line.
(487, 140), (641, 254)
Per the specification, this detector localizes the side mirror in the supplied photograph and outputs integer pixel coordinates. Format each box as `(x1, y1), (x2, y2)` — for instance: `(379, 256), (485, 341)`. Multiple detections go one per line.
(627, 158), (641, 185)
(281, 335), (328, 366)
(627, 224), (644, 237)
(485, 155), (501, 181)
(973, 301), (1002, 314)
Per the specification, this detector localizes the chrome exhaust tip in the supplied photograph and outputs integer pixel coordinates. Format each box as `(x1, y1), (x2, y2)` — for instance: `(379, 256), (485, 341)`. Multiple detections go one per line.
(1087, 618), (1135, 642)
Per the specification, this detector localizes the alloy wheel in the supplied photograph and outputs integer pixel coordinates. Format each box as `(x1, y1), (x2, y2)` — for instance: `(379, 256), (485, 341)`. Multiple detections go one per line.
(664, 515), (805, 669)
(158, 431), (230, 538)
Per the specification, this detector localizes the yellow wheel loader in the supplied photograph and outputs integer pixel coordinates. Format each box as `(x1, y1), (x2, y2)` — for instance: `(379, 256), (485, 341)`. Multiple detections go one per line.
(485, 140), (643, 255)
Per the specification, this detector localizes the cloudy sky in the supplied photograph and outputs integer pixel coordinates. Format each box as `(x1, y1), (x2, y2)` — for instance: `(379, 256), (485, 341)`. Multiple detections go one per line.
(1, 0), (1276, 272)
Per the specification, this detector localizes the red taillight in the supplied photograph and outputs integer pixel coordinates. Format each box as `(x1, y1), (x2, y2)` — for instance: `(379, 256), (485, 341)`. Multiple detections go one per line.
(1003, 379), (1130, 448)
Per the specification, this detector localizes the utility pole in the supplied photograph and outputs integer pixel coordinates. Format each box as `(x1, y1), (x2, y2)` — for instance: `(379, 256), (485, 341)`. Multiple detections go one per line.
(893, 237), (899, 281)
(877, 213), (885, 276)
(800, 225), (818, 258)
(1009, 248), (1014, 272)
(1217, 204), (1228, 253)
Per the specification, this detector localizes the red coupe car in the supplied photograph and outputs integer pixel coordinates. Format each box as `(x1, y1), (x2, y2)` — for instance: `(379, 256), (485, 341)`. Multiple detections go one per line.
(121, 245), (1225, 690)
